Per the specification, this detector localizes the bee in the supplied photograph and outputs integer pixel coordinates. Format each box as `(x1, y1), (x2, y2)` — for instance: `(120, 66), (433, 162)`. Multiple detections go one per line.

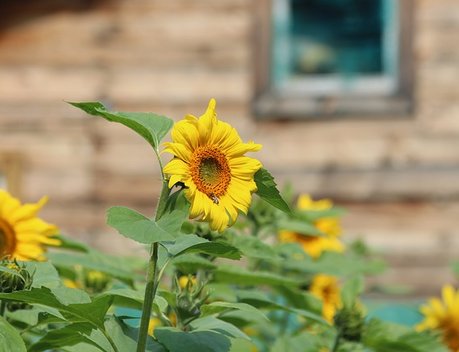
(209, 193), (219, 205)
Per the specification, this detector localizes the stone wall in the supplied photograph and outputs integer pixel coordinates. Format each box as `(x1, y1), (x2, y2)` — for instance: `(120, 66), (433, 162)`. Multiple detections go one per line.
(0, 0), (458, 295)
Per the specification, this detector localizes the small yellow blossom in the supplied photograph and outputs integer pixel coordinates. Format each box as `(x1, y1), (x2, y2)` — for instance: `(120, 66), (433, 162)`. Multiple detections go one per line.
(279, 194), (344, 259)
(310, 274), (342, 323)
(148, 318), (161, 337)
(417, 285), (459, 351)
(178, 275), (197, 289)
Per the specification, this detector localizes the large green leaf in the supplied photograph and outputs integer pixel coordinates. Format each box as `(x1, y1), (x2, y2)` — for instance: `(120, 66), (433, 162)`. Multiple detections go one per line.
(230, 235), (277, 260)
(23, 261), (61, 289)
(171, 254), (217, 273)
(341, 276), (364, 309)
(97, 288), (168, 312)
(48, 250), (139, 285)
(107, 206), (180, 244)
(235, 290), (326, 325)
(163, 235), (241, 260)
(363, 319), (448, 352)
(68, 101), (173, 150)
(0, 287), (111, 329)
(254, 168), (290, 214)
(28, 323), (105, 352)
(155, 327), (231, 352)
(0, 316), (27, 352)
(200, 302), (268, 322)
(189, 316), (248, 340)
(214, 265), (298, 287)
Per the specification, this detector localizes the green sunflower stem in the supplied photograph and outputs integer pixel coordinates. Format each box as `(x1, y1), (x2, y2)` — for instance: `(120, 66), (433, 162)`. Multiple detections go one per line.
(0, 300), (5, 316)
(332, 328), (342, 352)
(136, 181), (170, 352)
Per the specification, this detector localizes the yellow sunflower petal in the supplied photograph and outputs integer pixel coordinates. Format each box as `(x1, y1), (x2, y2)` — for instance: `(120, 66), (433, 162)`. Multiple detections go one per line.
(163, 142), (192, 162)
(7, 196), (48, 223)
(162, 99), (261, 232)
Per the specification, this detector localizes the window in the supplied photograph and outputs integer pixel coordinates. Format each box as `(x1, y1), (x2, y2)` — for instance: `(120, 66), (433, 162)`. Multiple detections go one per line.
(253, 0), (414, 118)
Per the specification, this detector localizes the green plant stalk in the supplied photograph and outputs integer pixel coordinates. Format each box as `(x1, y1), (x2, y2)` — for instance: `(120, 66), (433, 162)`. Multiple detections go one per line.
(0, 300), (5, 316)
(332, 329), (342, 352)
(136, 180), (171, 352)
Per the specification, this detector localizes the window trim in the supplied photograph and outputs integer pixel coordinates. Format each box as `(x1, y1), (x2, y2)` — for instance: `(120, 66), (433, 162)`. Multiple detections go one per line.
(252, 0), (415, 119)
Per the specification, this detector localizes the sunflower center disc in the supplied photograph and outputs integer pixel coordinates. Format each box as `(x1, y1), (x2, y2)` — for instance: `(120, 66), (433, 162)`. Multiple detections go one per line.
(190, 146), (231, 201)
(0, 218), (16, 257)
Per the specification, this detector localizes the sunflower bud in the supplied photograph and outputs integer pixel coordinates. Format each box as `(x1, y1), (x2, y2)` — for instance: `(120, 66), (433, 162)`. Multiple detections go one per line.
(0, 259), (32, 293)
(83, 270), (111, 293)
(334, 304), (364, 342)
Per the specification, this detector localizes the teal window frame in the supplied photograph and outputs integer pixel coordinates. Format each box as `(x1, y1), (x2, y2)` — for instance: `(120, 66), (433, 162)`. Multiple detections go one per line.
(253, 0), (414, 119)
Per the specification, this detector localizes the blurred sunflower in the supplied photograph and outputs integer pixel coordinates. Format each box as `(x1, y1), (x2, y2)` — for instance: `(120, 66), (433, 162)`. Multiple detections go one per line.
(310, 274), (341, 323)
(0, 189), (59, 261)
(417, 285), (459, 351)
(163, 98), (262, 232)
(148, 317), (161, 337)
(279, 194), (344, 258)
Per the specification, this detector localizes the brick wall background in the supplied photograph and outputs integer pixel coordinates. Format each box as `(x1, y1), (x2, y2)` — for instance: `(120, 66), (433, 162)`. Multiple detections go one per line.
(0, 0), (458, 296)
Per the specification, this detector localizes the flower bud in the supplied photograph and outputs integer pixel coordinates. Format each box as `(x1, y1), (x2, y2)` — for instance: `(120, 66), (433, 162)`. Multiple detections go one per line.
(0, 259), (32, 293)
(334, 304), (364, 342)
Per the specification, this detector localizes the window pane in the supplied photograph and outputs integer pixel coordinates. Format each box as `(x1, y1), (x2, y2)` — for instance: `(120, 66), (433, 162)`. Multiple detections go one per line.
(290, 0), (383, 76)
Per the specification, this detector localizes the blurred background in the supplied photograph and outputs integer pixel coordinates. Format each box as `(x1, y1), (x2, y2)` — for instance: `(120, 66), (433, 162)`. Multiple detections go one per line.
(0, 0), (458, 297)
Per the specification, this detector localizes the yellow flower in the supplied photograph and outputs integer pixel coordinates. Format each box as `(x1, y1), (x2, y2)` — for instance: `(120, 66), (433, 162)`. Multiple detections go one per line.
(63, 279), (81, 289)
(297, 195), (341, 238)
(279, 231), (344, 259)
(279, 194), (344, 259)
(163, 99), (262, 232)
(148, 317), (161, 337)
(310, 274), (341, 323)
(0, 190), (59, 261)
(417, 285), (459, 351)
(178, 275), (197, 289)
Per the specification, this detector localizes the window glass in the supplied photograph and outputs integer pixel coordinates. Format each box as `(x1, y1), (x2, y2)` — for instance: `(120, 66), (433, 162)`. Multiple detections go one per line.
(290, 0), (383, 76)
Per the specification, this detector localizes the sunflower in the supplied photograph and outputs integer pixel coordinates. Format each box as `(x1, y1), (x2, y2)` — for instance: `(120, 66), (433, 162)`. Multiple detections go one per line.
(0, 189), (59, 261)
(279, 194), (344, 258)
(417, 285), (459, 351)
(310, 274), (342, 323)
(163, 99), (262, 232)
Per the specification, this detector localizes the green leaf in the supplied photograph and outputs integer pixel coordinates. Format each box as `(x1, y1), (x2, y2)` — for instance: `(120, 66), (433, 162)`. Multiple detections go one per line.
(155, 327), (232, 352)
(54, 234), (91, 252)
(68, 101), (173, 150)
(200, 302), (268, 322)
(0, 316), (27, 352)
(363, 319), (448, 352)
(254, 168), (290, 213)
(230, 235), (277, 260)
(277, 219), (324, 236)
(0, 287), (112, 329)
(48, 250), (138, 285)
(28, 323), (105, 352)
(107, 206), (176, 244)
(104, 316), (137, 352)
(97, 288), (168, 312)
(235, 290), (327, 325)
(24, 261), (63, 289)
(341, 276), (364, 309)
(163, 235), (241, 260)
(190, 316), (249, 340)
(214, 265), (298, 287)
(171, 254), (217, 273)
(271, 332), (322, 352)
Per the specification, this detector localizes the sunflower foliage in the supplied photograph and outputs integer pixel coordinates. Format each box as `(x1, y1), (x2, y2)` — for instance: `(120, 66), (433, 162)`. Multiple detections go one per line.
(0, 100), (452, 352)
